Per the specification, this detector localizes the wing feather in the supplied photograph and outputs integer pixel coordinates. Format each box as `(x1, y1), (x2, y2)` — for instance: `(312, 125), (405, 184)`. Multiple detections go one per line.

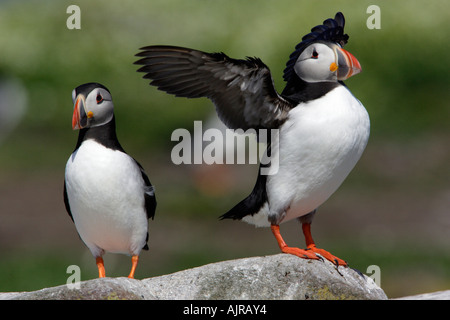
(135, 46), (293, 130)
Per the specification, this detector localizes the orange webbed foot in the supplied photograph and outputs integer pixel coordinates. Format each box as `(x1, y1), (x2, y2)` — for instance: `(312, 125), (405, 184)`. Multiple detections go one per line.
(302, 222), (348, 267)
(271, 225), (322, 261)
(306, 245), (347, 267)
(281, 245), (323, 261)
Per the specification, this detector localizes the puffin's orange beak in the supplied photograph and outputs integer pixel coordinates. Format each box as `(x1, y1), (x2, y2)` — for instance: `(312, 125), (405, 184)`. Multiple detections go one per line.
(334, 47), (362, 80)
(72, 95), (87, 130)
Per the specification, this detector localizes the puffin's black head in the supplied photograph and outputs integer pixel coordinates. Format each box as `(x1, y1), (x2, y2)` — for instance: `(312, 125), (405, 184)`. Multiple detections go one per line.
(72, 83), (114, 130)
(283, 12), (361, 84)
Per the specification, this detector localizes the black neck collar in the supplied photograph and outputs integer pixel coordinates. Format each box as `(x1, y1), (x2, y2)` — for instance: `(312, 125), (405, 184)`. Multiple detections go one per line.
(281, 76), (341, 105)
(74, 116), (125, 153)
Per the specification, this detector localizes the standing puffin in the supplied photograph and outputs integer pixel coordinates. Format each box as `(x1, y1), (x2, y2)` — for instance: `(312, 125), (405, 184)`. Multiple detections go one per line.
(135, 12), (369, 266)
(64, 83), (156, 278)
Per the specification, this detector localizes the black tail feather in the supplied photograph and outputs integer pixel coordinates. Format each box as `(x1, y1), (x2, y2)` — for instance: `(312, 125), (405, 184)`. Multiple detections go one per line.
(219, 169), (268, 221)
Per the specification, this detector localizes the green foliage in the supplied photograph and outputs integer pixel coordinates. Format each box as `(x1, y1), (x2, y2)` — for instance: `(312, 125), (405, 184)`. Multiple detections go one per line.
(0, 0), (448, 167)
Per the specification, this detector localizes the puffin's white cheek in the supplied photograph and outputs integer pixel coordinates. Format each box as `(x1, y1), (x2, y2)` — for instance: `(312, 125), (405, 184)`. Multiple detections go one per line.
(295, 62), (315, 82)
(295, 62), (329, 83)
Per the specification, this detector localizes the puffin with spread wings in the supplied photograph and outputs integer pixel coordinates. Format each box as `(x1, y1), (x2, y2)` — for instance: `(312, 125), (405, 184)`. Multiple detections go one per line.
(135, 12), (369, 266)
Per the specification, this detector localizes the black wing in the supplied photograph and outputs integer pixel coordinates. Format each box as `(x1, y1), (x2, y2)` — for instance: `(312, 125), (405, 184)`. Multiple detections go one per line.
(135, 46), (293, 130)
(63, 180), (74, 222)
(134, 159), (156, 221)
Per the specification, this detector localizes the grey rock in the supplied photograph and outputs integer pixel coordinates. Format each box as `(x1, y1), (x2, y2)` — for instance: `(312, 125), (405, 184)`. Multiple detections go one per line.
(1, 254), (387, 300)
(143, 254), (386, 300)
(2, 277), (153, 300)
(393, 290), (450, 300)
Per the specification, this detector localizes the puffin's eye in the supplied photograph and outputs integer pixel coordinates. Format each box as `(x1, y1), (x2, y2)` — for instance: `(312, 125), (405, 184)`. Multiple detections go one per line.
(96, 94), (103, 104)
(311, 49), (319, 59)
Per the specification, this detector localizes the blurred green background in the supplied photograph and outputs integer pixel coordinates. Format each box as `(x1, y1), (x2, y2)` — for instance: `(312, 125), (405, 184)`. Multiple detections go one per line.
(0, 0), (449, 299)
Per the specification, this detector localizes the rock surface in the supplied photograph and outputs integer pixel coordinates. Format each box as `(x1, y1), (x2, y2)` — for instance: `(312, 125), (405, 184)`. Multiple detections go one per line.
(0, 254), (387, 300)
(394, 290), (450, 300)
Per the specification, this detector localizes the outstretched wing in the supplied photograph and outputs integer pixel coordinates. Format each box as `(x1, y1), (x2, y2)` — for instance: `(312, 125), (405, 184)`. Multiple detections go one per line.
(135, 46), (293, 130)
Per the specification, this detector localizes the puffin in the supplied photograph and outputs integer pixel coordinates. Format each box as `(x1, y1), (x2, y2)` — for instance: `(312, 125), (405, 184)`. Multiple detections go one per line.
(64, 83), (156, 278)
(134, 12), (369, 266)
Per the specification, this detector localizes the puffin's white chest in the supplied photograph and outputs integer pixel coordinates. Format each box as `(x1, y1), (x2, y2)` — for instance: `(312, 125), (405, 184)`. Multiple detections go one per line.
(65, 140), (148, 256)
(267, 86), (370, 223)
